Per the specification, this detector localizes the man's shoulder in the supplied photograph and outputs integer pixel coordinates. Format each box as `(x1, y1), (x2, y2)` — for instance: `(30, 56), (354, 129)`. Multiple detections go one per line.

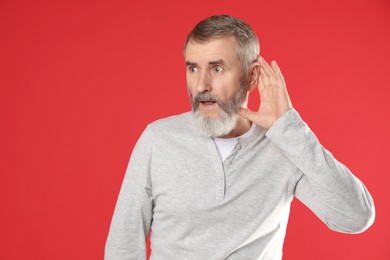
(148, 111), (193, 133)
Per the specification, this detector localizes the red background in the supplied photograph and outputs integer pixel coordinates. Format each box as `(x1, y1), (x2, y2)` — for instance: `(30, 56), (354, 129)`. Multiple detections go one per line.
(1, 0), (389, 259)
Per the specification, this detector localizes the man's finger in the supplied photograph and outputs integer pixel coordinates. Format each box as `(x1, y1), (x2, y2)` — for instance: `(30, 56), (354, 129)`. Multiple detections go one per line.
(259, 56), (274, 76)
(271, 60), (285, 82)
(258, 69), (266, 91)
(259, 67), (267, 81)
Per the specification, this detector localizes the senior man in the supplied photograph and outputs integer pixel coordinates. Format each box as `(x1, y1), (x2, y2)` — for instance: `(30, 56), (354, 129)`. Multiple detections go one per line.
(105, 15), (375, 260)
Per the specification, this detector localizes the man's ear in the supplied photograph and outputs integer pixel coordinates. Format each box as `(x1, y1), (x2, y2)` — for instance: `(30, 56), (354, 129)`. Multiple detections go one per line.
(247, 61), (260, 92)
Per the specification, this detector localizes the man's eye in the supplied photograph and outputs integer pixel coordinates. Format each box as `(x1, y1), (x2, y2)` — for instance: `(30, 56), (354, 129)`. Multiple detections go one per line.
(189, 67), (198, 73)
(214, 66), (223, 73)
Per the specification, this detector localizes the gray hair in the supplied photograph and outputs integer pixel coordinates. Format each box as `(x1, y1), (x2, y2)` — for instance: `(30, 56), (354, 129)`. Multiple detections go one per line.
(184, 15), (260, 83)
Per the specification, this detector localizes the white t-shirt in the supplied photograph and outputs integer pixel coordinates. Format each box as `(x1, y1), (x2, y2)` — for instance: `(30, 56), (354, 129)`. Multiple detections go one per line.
(212, 123), (256, 161)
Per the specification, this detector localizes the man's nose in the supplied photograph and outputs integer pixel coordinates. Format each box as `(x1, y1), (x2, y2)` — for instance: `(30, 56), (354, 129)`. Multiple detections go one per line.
(196, 71), (212, 93)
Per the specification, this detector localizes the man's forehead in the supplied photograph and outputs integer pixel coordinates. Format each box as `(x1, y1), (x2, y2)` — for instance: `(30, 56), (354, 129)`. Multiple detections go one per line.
(184, 36), (239, 64)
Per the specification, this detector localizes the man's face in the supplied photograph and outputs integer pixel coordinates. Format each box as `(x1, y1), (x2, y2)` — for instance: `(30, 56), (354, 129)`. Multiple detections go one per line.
(184, 36), (247, 137)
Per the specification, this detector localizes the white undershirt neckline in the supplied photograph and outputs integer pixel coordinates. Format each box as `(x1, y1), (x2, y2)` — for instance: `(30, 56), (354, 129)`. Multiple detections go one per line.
(212, 123), (256, 161)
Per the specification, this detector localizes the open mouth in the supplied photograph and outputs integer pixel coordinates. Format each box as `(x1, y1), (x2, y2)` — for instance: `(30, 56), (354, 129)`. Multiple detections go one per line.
(200, 101), (216, 105)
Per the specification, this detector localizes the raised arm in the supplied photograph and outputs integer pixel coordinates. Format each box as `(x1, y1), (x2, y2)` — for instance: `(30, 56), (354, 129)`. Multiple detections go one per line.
(239, 57), (375, 233)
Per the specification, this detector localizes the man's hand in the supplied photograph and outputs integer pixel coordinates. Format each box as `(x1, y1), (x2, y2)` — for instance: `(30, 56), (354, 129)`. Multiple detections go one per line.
(239, 56), (293, 129)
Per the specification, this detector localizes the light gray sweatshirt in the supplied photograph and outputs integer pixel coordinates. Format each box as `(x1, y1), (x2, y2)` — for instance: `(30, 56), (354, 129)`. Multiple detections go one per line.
(105, 108), (375, 260)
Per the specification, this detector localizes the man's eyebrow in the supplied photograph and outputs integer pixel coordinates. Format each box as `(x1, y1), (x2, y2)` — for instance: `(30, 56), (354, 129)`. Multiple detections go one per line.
(185, 60), (227, 67)
(208, 59), (226, 66)
(185, 61), (197, 67)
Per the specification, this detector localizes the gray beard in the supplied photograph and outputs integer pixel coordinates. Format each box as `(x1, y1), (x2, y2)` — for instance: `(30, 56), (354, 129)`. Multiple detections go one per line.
(193, 108), (238, 137)
(190, 86), (247, 137)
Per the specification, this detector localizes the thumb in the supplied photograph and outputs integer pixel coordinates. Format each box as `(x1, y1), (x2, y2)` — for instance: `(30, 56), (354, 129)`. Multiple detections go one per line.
(238, 107), (257, 123)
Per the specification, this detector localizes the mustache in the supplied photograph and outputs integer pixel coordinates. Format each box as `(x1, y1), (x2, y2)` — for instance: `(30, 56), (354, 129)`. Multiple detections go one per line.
(192, 92), (221, 111)
(194, 92), (218, 103)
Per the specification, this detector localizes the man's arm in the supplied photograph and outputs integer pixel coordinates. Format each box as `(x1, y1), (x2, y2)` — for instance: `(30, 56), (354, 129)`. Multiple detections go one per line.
(266, 108), (375, 232)
(239, 57), (375, 233)
(105, 126), (154, 260)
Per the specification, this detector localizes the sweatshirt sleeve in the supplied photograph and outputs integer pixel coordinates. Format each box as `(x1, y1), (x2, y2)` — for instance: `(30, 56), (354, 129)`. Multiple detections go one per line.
(265, 108), (375, 233)
(105, 125), (154, 260)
